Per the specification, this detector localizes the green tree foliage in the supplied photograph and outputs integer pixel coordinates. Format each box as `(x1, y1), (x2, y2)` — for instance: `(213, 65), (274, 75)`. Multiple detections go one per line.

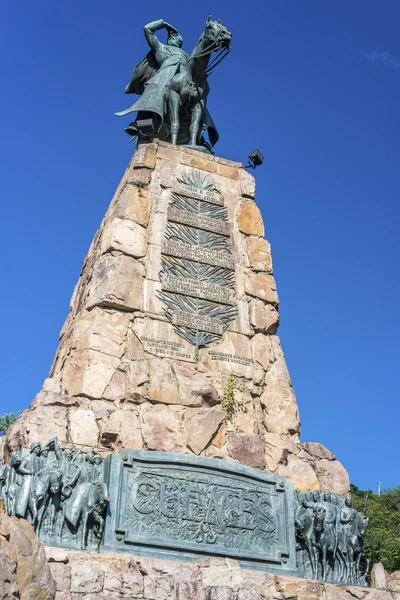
(0, 412), (19, 436)
(351, 483), (400, 573)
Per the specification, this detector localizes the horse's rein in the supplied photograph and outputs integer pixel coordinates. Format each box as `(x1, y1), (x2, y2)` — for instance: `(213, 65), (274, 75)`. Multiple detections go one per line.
(190, 28), (230, 60)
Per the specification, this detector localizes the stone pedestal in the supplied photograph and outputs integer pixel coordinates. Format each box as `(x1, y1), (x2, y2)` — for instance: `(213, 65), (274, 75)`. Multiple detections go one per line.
(46, 547), (395, 600)
(4, 140), (348, 495)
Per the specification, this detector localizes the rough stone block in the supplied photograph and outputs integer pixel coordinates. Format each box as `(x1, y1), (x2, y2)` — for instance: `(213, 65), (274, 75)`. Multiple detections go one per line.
(50, 563), (71, 592)
(140, 403), (184, 452)
(184, 408), (225, 454)
(117, 183), (150, 226)
(312, 458), (350, 496)
(301, 442), (336, 461)
(249, 299), (279, 334)
(246, 237), (273, 272)
(69, 408), (99, 446)
(70, 562), (104, 594)
(62, 349), (120, 399)
(87, 254), (144, 311)
(126, 166), (152, 185)
(227, 433), (266, 469)
(239, 169), (256, 198)
(71, 307), (131, 359)
(132, 142), (157, 169)
(101, 217), (147, 258)
(371, 563), (388, 589)
(245, 272), (279, 305)
(252, 332), (272, 370)
(238, 200), (264, 236)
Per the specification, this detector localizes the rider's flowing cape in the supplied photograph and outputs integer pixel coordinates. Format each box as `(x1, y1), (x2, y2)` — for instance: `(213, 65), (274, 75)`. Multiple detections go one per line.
(115, 49), (219, 147)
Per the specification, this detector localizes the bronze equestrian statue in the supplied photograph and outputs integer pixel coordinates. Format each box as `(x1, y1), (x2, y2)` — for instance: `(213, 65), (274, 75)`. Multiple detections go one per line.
(116, 17), (232, 152)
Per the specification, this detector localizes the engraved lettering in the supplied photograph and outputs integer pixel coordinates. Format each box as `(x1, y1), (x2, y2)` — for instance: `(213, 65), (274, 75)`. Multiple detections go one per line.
(174, 182), (224, 206)
(162, 240), (234, 269)
(162, 274), (235, 305)
(167, 207), (230, 236)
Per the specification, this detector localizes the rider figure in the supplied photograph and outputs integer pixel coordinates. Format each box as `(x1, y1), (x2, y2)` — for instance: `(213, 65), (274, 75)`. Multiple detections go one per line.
(339, 495), (358, 551)
(15, 442), (41, 519)
(143, 19), (187, 79)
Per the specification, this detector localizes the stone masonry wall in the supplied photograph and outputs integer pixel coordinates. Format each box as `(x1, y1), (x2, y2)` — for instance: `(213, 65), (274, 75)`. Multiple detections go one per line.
(47, 547), (397, 600)
(4, 140), (348, 495)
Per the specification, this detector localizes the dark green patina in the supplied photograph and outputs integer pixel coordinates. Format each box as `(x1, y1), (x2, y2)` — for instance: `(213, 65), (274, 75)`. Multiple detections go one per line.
(116, 16), (232, 152)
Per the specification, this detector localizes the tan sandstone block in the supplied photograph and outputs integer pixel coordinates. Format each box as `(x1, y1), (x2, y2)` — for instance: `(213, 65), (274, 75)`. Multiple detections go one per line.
(312, 458), (350, 496)
(181, 152), (218, 174)
(132, 142), (157, 169)
(70, 562), (104, 594)
(126, 167), (152, 186)
(198, 331), (253, 379)
(246, 237), (273, 272)
(87, 254), (144, 311)
(275, 575), (321, 598)
(49, 563), (71, 592)
(100, 406), (143, 449)
(7, 405), (68, 449)
(249, 299), (280, 334)
(217, 163), (240, 180)
(239, 169), (256, 199)
(227, 433), (266, 469)
(148, 358), (218, 406)
(371, 563), (388, 589)
(140, 404), (184, 452)
(252, 333), (272, 370)
(184, 408), (225, 454)
(62, 349), (120, 398)
(103, 369), (127, 402)
(71, 307), (131, 359)
(117, 184), (150, 226)
(301, 442), (336, 461)
(101, 218), (147, 258)
(261, 337), (300, 436)
(264, 433), (299, 472)
(245, 272), (279, 304)
(69, 408), (99, 446)
(277, 454), (320, 491)
(238, 201), (264, 236)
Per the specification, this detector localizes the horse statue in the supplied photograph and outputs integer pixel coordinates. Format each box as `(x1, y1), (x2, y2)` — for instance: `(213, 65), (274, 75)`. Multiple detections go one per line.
(58, 481), (109, 550)
(296, 506), (347, 582)
(116, 17), (232, 150)
(345, 515), (370, 584)
(28, 468), (62, 535)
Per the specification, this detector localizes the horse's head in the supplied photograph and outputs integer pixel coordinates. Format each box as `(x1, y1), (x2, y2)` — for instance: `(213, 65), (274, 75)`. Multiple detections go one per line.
(204, 15), (232, 50)
(356, 515), (369, 538)
(313, 506), (326, 532)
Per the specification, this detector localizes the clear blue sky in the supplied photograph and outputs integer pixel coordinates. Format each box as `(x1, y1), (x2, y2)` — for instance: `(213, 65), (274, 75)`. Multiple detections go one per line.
(1, 1), (399, 492)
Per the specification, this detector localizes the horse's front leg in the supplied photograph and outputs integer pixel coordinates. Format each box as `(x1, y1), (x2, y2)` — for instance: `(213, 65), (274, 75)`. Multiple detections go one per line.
(28, 494), (38, 529)
(167, 89), (181, 145)
(321, 545), (327, 581)
(305, 540), (316, 579)
(37, 497), (49, 536)
(81, 511), (89, 550)
(190, 103), (203, 146)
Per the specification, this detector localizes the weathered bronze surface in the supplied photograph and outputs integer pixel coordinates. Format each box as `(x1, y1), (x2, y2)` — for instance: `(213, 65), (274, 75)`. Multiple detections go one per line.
(116, 17), (232, 150)
(103, 450), (297, 573)
(1, 443), (370, 584)
(2, 438), (109, 551)
(295, 491), (370, 585)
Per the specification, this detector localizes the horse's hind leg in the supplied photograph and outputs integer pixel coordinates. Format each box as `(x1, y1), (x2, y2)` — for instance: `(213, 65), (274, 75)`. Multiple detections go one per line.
(190, 103), (203, 146)
(167, 89), (181, 145)
(81, 512), (89, 550)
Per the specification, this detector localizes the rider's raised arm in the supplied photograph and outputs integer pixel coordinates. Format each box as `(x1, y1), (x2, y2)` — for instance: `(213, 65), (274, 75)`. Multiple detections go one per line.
(144, 20), (166, 61)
